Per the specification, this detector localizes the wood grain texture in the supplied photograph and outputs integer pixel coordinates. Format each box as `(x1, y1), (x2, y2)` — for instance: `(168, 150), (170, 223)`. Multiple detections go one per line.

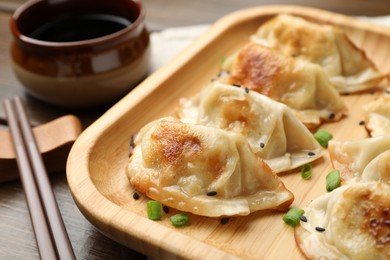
(67, 6), (390, 259)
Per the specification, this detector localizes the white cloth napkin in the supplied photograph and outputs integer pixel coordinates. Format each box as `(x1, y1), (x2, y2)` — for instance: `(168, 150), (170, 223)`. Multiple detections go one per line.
(149, 16), (390, 72)
(149, 24), (209, 72)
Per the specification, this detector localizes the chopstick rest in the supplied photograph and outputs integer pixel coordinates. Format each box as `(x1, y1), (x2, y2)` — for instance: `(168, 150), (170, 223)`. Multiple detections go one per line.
(0, 114), (83, 182)
(3, 96), (76, 260)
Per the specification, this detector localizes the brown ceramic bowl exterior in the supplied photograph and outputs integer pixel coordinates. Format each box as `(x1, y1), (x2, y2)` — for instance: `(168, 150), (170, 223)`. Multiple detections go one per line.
(10, 0), (150, 108)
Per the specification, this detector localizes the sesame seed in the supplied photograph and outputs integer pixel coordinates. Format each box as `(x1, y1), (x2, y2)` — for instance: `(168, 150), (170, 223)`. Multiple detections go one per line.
(220, 218), (229, 224)
(244, 87), (250, 93)
(132, 192), (140, 200)
(328, 113), (335, 119)
(315, 227), (326, 232)
(207, 191), (217, 196)
(300, 216), (307, 222)
(308, 152), (316, 156)
(260, 142), (265, 148)
(163, 206), (170, 214)
(359, 120), (365, 126)
(232, 84), (241, 88)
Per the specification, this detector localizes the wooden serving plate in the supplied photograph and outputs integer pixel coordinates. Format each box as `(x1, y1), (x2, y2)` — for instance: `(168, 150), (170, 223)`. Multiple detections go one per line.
(66, 5), (390, 259)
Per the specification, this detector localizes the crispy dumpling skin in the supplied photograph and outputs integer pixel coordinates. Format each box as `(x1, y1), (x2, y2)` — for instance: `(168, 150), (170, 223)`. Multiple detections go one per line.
(295, 182), (390, 260)
(178, 82), (324, 173)
(251, 14), (385, 93)
(363, 96), (390, 137)
(126, 117), (294, 217)
(328, 135), (390, 184)
(224, 43), (347, 128)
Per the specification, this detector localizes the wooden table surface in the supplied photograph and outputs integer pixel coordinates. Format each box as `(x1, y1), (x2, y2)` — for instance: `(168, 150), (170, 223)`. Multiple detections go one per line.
(1, 0), (390, 259)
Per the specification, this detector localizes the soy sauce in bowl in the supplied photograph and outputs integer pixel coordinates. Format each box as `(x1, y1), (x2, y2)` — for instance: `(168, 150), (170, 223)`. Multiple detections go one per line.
(29, 14), (132, 42)
(10, 0), (150, 108)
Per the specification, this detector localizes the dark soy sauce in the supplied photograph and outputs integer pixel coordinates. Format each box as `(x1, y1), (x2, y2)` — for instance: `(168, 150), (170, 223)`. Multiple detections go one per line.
(29, 14), (131, 42)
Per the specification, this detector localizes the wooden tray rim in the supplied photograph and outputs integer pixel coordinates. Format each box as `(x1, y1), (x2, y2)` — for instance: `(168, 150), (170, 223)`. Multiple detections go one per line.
(66, 5), (390, 259)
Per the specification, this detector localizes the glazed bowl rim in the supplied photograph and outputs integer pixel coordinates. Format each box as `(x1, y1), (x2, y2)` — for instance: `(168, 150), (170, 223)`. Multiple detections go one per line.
(9, 0), (146, 49)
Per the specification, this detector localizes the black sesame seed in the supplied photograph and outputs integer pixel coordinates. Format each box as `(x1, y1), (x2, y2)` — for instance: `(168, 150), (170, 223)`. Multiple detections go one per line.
(308, 151), (316, 156)
(359, 120), (365, 126)
(220, 218), (229, 224)
(328, 113), (335, 119)
(207, 191), (218, 196)
(232, 84), (241, 88)
(315, 227), (326, 232)
(163, 206), (170, 214)
(260, 142), (265, 148)
(300, 216), (307, 222)
(132, 192), (140, 200)
(244, 87), (250, 93)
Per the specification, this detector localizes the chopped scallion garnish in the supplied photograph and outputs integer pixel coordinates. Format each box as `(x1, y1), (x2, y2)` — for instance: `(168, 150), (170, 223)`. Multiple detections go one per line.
(170, 213), (189, 227)
(283, 207), (304, 227)
(301, 164), (312, 180)
(313, 129), (333, 148)
(326, 170), (341, 192)
(147, 200), (163, 220)
(220, 56), (226, 67)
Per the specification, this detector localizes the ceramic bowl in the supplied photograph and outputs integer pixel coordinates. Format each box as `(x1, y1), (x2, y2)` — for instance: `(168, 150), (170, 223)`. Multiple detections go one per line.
(10, 0), (150, 108)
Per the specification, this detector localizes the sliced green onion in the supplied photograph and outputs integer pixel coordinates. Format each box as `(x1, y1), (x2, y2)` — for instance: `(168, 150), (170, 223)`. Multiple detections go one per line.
(301, 164), (312, 180)
(170, 213), (189, 227)
(326, 170), (341, 192)
(283, 207), (304, 227)
(313, 129), (333, 148)
(220, 56), (226, 67)
(147, 200), (163, 220)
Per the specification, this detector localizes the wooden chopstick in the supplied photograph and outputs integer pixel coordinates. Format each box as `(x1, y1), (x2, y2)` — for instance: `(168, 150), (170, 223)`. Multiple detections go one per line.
(3, 98), (57, 260)
(3, 96), (76, 260)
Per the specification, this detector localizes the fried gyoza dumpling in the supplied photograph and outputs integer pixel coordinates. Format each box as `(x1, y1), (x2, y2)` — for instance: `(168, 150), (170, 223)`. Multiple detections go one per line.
(295, 182), (390, 260)
(361, 150), (390, 183)
(251, 14), (385, 93)
(178, 82), (324, 173)
(363, 96), (390, 137)
(126, 117), (294, 217)
(328, 135), (390, 183)
(224, 43), (347, 128)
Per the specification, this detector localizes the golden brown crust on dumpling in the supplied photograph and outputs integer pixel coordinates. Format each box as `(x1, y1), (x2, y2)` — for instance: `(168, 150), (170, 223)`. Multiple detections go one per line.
(252, 14), (386, 93)
(227, 43), (347, 128)
(127, 117), (294, 217)
(295, 182), (390, 260)
(229, 43), (287, 98)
